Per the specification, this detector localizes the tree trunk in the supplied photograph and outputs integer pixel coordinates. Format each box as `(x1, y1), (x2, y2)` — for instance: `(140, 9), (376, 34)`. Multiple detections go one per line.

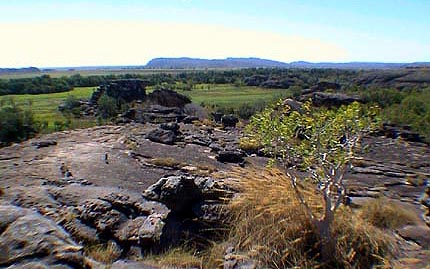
(316, 199), (336, 265)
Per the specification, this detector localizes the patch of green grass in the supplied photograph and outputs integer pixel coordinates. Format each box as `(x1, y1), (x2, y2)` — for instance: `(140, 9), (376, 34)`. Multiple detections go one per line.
(0, 87), (96, 131)
(175, 84), (291, 109)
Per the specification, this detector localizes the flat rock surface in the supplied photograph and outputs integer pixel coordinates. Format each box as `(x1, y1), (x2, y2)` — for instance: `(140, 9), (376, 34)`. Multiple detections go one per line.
(1, 123), (430, 267)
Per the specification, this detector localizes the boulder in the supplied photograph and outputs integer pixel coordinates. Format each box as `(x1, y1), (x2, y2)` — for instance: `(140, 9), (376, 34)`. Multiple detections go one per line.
(380, 123), (424, 143)
(31, 140), (57, 149)
(0, 205), (84, 268)
(160, 122), (180, 134)
(142, 105), (186, 123)
(143, 175), (201, 213)
(78, 199), (126, 233)
(398, 225), (430, 248)
(217, 150), (245, 163)
(299, 92), (362, 107)
(421, 182), (430, 227)
(146, 89), (191, 108)
(182, 116), (199, 124)
(104, 79), (148, 103)
(243, 75), (269, 86)
(282, 98), (304, 114)
(146, 128), (177, 145)
(212, 112), (223, 123)
(308, 81), (341, 93)
(221, 114), (239, 128)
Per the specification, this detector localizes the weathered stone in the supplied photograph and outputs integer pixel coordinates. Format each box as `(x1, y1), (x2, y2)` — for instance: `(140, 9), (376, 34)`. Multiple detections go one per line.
(146, 129), (177, 145)
(221, 114), (239, 128)
(78, 199), (126, 233)
(31, 140), (57, 149)
(146, 89), (191, 108)
(299, 92), (362, 107)
(143, 175), (201, 213)
(217, 150), (244, 163)
(182, 116), (199, 124)
(398, 225), (430, 248)
(160, 122), (180, 133)
(0, 205), (84, 268)
(115, 216), (147, 243)
(212, 112), (223, 123)
(138, 214), (165, 244)
(104, 79), (147, 103)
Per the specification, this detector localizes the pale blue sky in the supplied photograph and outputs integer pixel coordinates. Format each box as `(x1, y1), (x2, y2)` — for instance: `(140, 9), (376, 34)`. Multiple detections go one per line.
(1, 0), (429, 67)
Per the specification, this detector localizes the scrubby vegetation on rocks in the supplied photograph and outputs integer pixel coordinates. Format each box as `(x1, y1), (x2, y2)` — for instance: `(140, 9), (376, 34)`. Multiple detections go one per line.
(1, 68), (430, 268)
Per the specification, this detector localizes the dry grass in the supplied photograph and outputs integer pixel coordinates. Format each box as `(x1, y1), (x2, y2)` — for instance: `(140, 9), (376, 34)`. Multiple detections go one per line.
(358, 197), (420, 229)
(143, 247), (203, 268)
(148, 157), (184, 169)
(238, 137), (262, 153)
(84, 242), (121, 264)
(209, 168), (396, 269)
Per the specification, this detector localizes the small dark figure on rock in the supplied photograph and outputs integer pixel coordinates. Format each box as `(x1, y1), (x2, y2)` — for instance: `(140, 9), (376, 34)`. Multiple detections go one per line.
(59, 162), (67, 177)
(104, 152), (109, 164)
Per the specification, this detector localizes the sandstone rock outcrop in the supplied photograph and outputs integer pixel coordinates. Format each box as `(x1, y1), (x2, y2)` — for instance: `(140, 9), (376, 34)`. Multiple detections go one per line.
(0, 205), (84, 268)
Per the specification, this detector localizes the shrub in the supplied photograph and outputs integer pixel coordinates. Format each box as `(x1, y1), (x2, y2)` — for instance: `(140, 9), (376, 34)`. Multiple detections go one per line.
(97, 93), (118, 119)
(0, 98), (38, 146)
(246, 100), (381, 263)
(217, 168), (395, 269)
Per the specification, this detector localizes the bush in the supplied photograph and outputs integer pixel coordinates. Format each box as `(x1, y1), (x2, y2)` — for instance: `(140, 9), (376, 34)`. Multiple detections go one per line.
(0, 99), (38, 146)
(214, 168), (395, 269)
(97, 93), (118, 119)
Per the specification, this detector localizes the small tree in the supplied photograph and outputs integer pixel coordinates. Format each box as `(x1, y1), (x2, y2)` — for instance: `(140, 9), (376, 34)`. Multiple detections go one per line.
(247, 100), (380, 262)
(0, 98), (38, 146)
(97, 94), (118, 119)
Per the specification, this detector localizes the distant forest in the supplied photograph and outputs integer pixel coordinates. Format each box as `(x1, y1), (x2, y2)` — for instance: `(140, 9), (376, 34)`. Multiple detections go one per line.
(1, 68), (430, 96)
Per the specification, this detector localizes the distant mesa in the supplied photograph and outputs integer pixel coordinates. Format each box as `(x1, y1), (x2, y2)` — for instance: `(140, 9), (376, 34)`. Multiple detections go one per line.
(145, 57), (430, 70)
(145, 57), (290, 69)
(0, 67), (40, 74)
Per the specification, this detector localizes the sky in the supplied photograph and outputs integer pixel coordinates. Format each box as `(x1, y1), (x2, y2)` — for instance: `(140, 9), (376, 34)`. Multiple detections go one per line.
(0, 0), (429, 67)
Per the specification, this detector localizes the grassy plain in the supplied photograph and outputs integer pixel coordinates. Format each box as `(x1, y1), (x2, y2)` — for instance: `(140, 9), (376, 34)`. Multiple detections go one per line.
(0, 84), (290, 131)
(176, 84), (290, 108)
(0, 87), (96, 131)
(0, 68), (210, 79)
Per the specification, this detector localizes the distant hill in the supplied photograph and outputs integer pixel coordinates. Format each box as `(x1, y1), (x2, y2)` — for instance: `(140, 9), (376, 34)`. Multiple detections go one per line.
(289, 61), (430, 69)
(145, 57), (290, 69)
(0, 67), (40, 74)
(145, 58), (430, 70)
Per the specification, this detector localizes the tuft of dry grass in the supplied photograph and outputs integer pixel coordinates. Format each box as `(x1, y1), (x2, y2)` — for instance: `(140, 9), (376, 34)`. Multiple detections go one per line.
(358, 197), (420, 229)
(143, 247), (203, 268)
(334, 207), (395, 268)
(238, 137), (262, 153)
(148, 157), (184, 169)
(84, 242), (121, 264)
(214, 168), (396, 269)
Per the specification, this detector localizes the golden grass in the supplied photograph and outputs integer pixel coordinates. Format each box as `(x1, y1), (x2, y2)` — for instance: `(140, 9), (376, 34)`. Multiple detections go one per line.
(238, 137), (262, 153)
(358, 197), (420, 229)
(143, 247), (203, 269)
(84, 242), (121, 264)
(148, 157), (184, 169)
(209, 168), (396, 269)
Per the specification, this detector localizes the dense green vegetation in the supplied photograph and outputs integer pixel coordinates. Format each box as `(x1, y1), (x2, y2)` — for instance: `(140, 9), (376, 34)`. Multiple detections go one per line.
(1, 67), (429, 145)
(0, 98), (38, 146)
(0, 87), (96, 137)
